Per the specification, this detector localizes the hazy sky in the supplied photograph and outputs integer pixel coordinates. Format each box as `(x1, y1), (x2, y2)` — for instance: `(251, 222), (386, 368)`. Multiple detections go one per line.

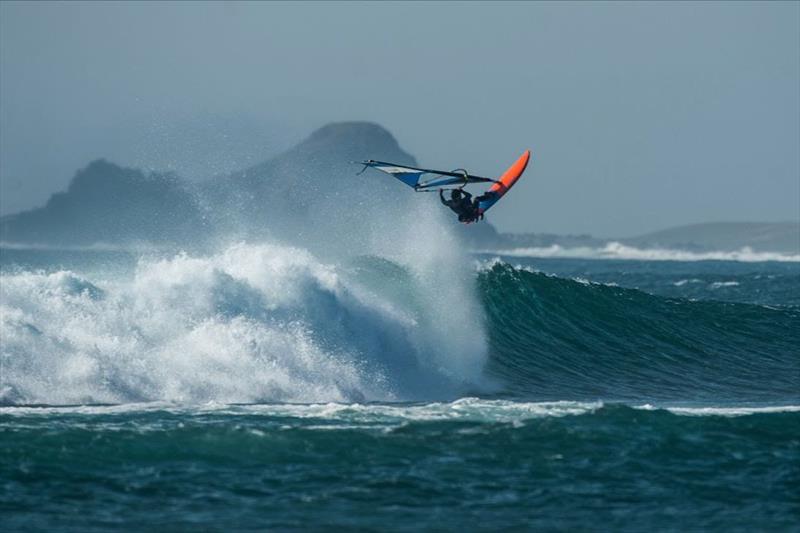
(1, 1), (798, 236)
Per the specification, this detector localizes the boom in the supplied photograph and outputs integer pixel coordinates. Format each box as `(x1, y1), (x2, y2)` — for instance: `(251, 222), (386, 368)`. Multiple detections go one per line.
(356, 160), (495, 190)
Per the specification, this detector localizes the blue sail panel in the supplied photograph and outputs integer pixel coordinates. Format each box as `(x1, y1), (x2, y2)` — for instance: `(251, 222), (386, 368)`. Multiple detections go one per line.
(364, 163), (425, 188)
(417, 176), (467, 189)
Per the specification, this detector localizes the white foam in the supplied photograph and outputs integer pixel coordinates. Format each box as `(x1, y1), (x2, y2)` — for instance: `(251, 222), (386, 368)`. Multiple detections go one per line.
(709, 281), (740, 289)
(234, 397), (603, 422)
(0, 398), (604, 426)
(4, 400), (795, 425)
(0, 242), (487, 406)
(481, 242), (800, 263)
(673, 279), (702, 286)
(636, 404), (800, 417)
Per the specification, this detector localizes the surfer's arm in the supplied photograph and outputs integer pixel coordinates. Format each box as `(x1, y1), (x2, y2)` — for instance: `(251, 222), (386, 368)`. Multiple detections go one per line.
(439, 190), (448, 205)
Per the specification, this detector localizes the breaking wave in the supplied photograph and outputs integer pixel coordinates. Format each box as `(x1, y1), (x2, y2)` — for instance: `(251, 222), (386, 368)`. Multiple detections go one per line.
(2, 250), (798, 406)
(0, 243), (487, 405)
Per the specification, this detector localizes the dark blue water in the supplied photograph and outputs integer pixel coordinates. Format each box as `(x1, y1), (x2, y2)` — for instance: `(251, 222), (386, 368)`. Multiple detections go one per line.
(3, 402), (798, 532)
(1, 247), (798, 530)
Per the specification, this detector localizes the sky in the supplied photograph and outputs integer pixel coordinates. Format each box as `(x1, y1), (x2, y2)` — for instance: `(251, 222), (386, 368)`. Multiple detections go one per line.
(1, 1), (798, 237)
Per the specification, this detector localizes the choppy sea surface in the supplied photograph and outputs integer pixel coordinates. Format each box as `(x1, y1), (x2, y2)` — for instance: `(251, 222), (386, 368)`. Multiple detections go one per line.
(1, 245), (798, 531)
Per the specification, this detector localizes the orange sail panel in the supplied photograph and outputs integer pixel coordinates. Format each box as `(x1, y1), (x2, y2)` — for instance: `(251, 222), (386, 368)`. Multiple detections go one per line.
(476, 150), (531, 214)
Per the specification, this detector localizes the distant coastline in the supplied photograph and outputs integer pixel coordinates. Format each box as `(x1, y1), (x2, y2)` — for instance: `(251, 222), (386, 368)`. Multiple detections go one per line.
(469, 221), (800, 255)
(1, 122), (797, 255)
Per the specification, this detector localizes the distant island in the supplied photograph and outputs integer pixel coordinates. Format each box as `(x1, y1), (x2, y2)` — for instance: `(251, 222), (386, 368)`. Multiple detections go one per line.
(622, 222), (799, 253)
(1, 122), (797, 254)
(482, 221), (799, 254)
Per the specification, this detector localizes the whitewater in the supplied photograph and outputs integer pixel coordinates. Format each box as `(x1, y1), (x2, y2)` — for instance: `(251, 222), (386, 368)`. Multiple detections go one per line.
(1, 241), (489, 405)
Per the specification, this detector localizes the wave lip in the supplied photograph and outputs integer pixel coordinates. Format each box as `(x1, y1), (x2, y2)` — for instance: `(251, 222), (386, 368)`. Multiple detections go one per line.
(479, 262), (800, 402)
(482, 242), (800, 262)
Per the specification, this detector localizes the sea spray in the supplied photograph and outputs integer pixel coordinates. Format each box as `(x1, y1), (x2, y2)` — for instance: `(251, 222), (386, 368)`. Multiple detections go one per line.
(0, 242), (489, 405)
(367, 205), (488, 384)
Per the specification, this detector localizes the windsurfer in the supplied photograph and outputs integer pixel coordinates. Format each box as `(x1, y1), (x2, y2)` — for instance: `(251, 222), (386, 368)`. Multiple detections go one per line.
(440, 189), (485, 223)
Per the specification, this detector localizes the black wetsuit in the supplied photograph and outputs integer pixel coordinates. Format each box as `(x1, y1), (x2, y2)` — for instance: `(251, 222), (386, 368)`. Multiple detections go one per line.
(440, 190), (480, 223)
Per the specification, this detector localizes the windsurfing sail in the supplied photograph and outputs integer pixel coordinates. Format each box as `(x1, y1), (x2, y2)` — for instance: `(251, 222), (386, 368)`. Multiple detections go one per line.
(356, 160), (496, 190)
(356, 150), (532, 221)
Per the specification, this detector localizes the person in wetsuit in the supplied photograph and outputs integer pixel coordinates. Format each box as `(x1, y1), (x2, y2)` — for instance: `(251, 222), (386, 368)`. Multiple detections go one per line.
(440, 189), (484, 223)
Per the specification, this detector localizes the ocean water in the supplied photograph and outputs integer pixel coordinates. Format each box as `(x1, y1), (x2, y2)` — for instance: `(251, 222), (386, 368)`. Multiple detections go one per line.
(1, 244), (798, 531)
